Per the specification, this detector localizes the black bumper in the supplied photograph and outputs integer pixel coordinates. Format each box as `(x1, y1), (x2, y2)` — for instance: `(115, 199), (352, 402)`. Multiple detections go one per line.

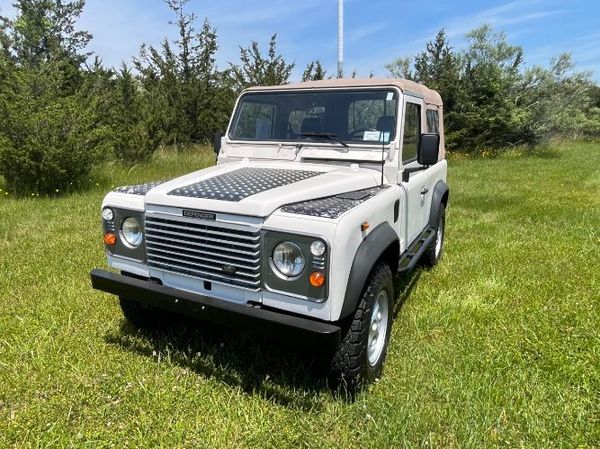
(90, 269), (341, 352)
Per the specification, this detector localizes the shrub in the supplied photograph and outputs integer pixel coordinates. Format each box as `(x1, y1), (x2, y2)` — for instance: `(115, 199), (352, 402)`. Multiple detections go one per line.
(111, 65), (160, 164)
(0, 65), (112, 195)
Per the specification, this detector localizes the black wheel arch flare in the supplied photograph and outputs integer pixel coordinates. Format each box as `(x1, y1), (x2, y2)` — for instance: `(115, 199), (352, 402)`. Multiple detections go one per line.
(428, 180), (449, 227)
(340, 222), (399, 320)
(340, 181), (449, 320)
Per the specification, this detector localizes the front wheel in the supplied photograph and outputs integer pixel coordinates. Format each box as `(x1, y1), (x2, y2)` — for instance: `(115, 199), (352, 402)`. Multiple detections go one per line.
(330, 263), (394, 393)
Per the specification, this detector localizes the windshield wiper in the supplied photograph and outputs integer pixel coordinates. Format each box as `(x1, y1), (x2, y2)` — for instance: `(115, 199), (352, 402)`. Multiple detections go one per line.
(301, 131), (349, 148)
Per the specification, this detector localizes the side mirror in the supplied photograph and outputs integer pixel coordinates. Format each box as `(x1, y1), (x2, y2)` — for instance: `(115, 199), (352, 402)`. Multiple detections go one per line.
(418, 133), (440, 166)
(213, 132), (223, 154)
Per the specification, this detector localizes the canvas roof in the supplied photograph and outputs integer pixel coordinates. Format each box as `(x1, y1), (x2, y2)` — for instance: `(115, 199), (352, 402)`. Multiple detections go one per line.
(244, 77), (443, 107)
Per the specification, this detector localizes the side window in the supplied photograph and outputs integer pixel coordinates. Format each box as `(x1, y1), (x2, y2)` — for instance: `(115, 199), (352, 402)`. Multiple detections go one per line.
(402, 102), (421, 163)
(231, 102), (276, 139)
(426, 109), (439, 133)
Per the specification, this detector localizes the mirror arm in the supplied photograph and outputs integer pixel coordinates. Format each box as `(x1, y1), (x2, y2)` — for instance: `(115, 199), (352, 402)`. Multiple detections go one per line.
(402, 165), (429, 183)
(213, 132), (223, 154)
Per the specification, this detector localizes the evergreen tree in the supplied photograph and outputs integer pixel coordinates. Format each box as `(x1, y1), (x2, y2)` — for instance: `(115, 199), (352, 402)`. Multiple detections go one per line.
(9, 0), (91, 67)
(110, 64), (160, 163)
(228, 34), (295, 91)
(384, 26), (596, 152)
(518, 53), (598, 142)
(412, 30), (461, 113)
(302, 60), (326, 81)
(134, 0), (232, 148)
(0, 0), (111, 195)
(452, 26), (525, 150)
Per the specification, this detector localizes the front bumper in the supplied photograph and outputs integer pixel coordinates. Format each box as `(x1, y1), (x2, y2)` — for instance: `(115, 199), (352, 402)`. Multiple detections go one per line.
(90, 269), (341, 352)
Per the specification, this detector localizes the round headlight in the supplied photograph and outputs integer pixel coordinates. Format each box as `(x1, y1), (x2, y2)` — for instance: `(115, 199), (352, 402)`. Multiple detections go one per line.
(102, 207), (114, 221)
(310, 240), (326, 257)
(272, 242), (305, 277)
(121, 217), (143, 247)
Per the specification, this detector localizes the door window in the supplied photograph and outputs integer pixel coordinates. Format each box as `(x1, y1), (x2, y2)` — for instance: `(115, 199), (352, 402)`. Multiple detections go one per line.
(402, 102), (421, 163)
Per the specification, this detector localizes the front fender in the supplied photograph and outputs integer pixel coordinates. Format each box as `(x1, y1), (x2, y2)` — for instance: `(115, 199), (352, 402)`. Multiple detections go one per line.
(339, 222), (399, 320)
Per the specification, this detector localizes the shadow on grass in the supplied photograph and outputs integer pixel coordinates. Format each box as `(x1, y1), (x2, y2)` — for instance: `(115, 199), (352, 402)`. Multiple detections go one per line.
(104, 270), (419, 408)
(394, 268), (422, 318)
(105, 317), (332, 410)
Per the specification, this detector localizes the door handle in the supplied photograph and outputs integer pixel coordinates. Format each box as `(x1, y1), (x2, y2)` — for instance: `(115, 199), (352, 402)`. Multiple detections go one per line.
(421, 187), (429, 195)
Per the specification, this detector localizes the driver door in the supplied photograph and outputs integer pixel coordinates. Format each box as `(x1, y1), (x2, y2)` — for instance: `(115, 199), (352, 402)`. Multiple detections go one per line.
(400, 96), (430, 245)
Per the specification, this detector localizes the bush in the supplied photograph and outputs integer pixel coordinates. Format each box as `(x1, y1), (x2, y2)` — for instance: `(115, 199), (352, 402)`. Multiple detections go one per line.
(111, 66), (160, 164)
(0, 65), (112, 195)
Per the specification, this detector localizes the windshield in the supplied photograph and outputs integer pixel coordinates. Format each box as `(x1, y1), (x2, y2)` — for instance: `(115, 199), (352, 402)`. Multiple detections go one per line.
(229, 89), (399, 145)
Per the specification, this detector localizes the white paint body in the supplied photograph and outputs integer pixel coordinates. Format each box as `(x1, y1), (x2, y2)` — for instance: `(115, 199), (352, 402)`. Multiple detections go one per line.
(102, 82), (447, 322)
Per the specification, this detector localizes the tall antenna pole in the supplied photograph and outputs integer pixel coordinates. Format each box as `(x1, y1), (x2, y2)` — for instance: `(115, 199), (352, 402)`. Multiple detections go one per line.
(337, 0), (344, 78)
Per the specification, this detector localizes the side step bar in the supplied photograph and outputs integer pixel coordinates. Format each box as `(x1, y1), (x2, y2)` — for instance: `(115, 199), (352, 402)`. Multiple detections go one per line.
(398, 226), (436, 273)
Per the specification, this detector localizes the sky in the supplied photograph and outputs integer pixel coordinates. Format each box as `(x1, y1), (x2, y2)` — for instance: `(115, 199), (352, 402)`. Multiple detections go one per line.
(0, 0), (599, 81)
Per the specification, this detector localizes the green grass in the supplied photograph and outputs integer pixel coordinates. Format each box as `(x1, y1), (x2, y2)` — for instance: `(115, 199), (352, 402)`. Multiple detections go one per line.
(1, 142), (598, 448)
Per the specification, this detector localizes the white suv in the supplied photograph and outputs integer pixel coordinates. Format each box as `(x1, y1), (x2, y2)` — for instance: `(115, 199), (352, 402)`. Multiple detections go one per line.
(91, 78), (449, 391)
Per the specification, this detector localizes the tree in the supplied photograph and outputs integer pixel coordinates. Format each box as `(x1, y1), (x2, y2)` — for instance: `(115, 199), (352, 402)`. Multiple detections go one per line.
(412, 30), (461, 114)
(9, 0), (91, 67)
(518, 53), (598, 142)
(110, 64), (160, 163)
(385, 25), (600, 152)
(0, 0), (111, 195)
(302, 60), (326, 81)
(451, 26), (526, 150)
(134, 0), (232, 148)
(228, 34), (295, 91)
(385, 56), (413, 80)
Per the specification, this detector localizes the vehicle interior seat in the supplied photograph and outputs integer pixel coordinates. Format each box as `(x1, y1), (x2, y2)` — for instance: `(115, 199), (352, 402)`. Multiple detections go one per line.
(301, 117), (322, 134)
(376, 115), (396, 136)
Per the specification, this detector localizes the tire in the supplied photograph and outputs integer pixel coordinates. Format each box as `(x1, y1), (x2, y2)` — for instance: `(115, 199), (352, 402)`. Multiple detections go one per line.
(422, 204), (446, 267)
(119, 297), (166, 330)
(330, 263), (394, 394)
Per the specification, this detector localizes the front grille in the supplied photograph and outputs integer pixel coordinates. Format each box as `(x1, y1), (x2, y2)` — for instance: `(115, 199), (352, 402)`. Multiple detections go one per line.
(144, 215), (261, 290)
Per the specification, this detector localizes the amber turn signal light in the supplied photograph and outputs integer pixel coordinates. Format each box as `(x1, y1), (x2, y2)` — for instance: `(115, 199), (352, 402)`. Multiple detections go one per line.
(309, 271), (325, 287)
(103, 232), (117, 246)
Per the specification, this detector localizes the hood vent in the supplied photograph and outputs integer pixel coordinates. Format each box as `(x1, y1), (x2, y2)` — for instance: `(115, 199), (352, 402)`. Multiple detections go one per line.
(280, 185), (389, 219)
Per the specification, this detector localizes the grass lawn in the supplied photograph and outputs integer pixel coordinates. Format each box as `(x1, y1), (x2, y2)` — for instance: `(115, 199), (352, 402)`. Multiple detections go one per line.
(0, 142), (598, 448)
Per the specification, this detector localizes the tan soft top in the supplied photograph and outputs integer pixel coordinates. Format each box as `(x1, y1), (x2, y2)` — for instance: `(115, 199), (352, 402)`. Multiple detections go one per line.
(245, 77), (443, 107)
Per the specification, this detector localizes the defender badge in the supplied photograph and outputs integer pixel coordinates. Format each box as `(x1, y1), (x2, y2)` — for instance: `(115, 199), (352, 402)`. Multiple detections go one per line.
(182, 209), (216, 220)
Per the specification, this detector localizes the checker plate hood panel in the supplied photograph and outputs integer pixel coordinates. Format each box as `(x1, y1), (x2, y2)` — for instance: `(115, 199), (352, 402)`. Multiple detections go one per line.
(144, 161), (382, 217)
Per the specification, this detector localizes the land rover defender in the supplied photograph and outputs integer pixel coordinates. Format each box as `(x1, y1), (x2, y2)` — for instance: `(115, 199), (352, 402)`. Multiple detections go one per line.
(90, 78), (449, 390)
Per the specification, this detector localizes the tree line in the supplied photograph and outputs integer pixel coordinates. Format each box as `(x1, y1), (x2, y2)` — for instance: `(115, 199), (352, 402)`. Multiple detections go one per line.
(386, 28), (600, 153)
(0, 0), (598, 195)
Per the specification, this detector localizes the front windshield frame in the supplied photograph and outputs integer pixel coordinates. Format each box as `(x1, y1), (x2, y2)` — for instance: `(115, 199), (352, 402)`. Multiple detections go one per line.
(227, 87), (401, 147)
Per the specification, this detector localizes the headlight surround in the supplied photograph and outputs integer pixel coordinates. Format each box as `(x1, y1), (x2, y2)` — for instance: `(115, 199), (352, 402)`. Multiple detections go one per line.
(272, 242), (305, 278)
(121, 217), (143, 248)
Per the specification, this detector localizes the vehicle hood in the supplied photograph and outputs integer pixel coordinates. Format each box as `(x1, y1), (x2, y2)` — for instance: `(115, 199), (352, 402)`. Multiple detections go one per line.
(144, 161), (382, 217)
